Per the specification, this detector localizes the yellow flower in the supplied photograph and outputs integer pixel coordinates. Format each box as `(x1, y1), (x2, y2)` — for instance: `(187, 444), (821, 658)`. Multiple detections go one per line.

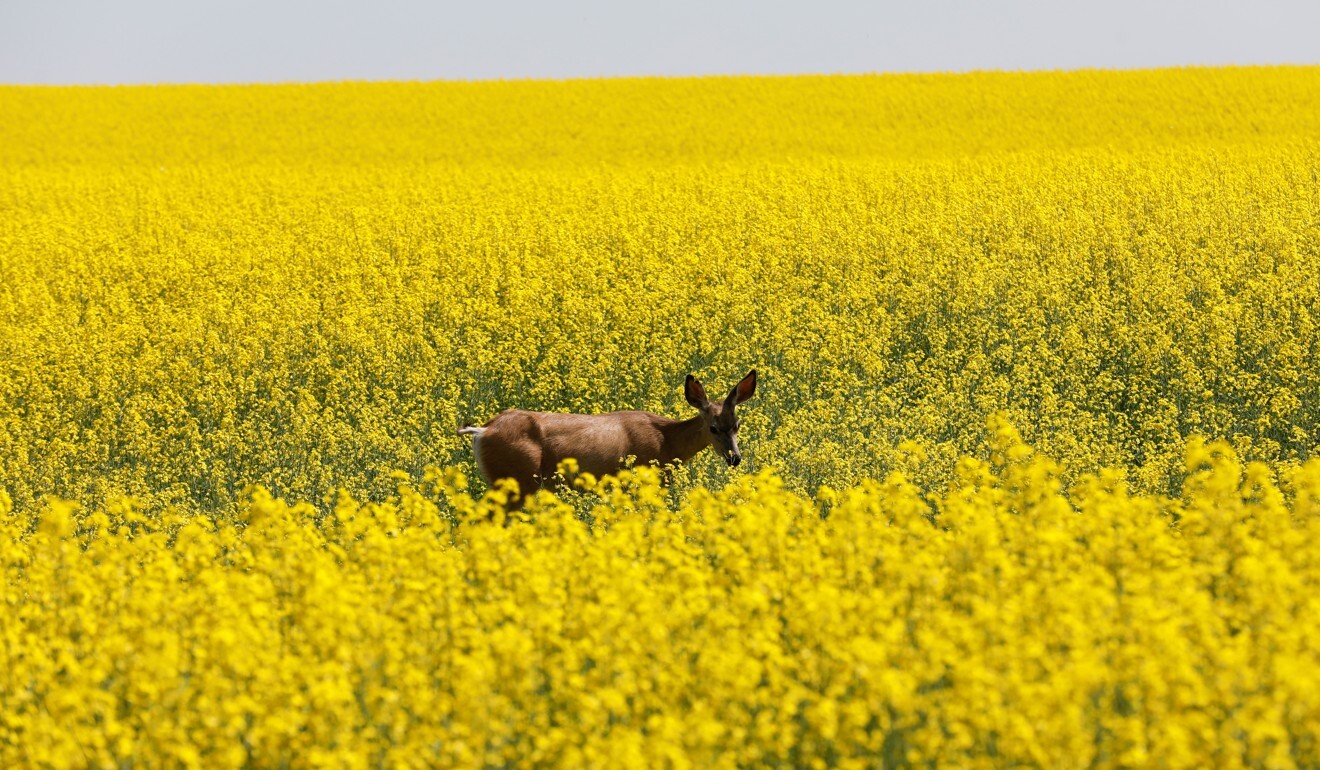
(4, 65), (1320, 768)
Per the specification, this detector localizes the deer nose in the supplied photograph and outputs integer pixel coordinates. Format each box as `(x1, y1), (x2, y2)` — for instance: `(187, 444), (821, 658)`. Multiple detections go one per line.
(728, 453), (741, 467)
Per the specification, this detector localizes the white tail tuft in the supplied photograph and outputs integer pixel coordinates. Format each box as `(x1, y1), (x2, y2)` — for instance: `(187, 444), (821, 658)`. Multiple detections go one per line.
(459, 425), (488, 481)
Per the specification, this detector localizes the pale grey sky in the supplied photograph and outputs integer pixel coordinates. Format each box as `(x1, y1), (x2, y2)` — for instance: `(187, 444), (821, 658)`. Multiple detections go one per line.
(1, 0), (1317, 84)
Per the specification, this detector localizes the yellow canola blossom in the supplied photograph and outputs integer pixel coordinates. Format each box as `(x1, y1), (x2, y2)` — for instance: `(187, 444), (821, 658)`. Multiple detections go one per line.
(3, 434), (1320, 768)
(1, 67), (1319, 510)
(3, 67), (1320, 767)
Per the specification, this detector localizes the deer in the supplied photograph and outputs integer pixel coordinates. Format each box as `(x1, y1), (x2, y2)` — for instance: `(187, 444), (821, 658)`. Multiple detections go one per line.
(457, 369), (757, 507)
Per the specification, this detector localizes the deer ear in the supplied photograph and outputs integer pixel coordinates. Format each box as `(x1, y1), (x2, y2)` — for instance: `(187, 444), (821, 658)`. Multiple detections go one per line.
(729, 369), (757, 405)
(684, 374), (708, 409)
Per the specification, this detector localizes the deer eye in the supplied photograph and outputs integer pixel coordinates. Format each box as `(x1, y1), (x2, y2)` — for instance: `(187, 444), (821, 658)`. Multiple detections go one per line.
(710, 426), (719, 434)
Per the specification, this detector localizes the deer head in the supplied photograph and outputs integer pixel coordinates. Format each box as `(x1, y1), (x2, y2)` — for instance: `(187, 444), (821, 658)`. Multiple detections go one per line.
(685, 369), (757, 467)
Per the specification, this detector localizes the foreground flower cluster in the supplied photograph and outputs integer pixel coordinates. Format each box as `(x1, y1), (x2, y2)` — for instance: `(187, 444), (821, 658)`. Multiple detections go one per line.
(3, 425), (1319, 768)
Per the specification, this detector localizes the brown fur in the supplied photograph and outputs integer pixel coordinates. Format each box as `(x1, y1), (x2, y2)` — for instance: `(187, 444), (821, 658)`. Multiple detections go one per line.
(463, 370), (756, 507)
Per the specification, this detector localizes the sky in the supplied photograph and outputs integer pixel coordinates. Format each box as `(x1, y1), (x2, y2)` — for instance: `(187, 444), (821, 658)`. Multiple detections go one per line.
(1, 0), (1318, 85)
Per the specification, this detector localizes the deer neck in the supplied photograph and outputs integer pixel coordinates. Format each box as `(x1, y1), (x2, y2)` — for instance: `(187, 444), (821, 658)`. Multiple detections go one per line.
(661, 414), (713, 465)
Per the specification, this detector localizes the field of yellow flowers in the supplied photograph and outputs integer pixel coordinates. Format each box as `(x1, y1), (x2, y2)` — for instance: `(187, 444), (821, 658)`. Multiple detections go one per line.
(3, 66), (1320, 767)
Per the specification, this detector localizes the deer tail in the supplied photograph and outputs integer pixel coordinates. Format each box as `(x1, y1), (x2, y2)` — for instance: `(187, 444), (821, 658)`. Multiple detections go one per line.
(457, 424), (485, 438)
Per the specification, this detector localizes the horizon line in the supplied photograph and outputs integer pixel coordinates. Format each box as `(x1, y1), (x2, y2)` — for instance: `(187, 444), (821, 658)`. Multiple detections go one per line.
(4, 61), (1318, 89)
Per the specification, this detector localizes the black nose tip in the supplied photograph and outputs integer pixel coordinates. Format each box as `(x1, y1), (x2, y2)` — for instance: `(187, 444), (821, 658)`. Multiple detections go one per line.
(730, 455), (741, 467)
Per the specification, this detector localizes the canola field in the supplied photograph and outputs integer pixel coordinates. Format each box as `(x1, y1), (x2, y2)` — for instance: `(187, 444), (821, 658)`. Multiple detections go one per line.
(3, 67), (1320, 767)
